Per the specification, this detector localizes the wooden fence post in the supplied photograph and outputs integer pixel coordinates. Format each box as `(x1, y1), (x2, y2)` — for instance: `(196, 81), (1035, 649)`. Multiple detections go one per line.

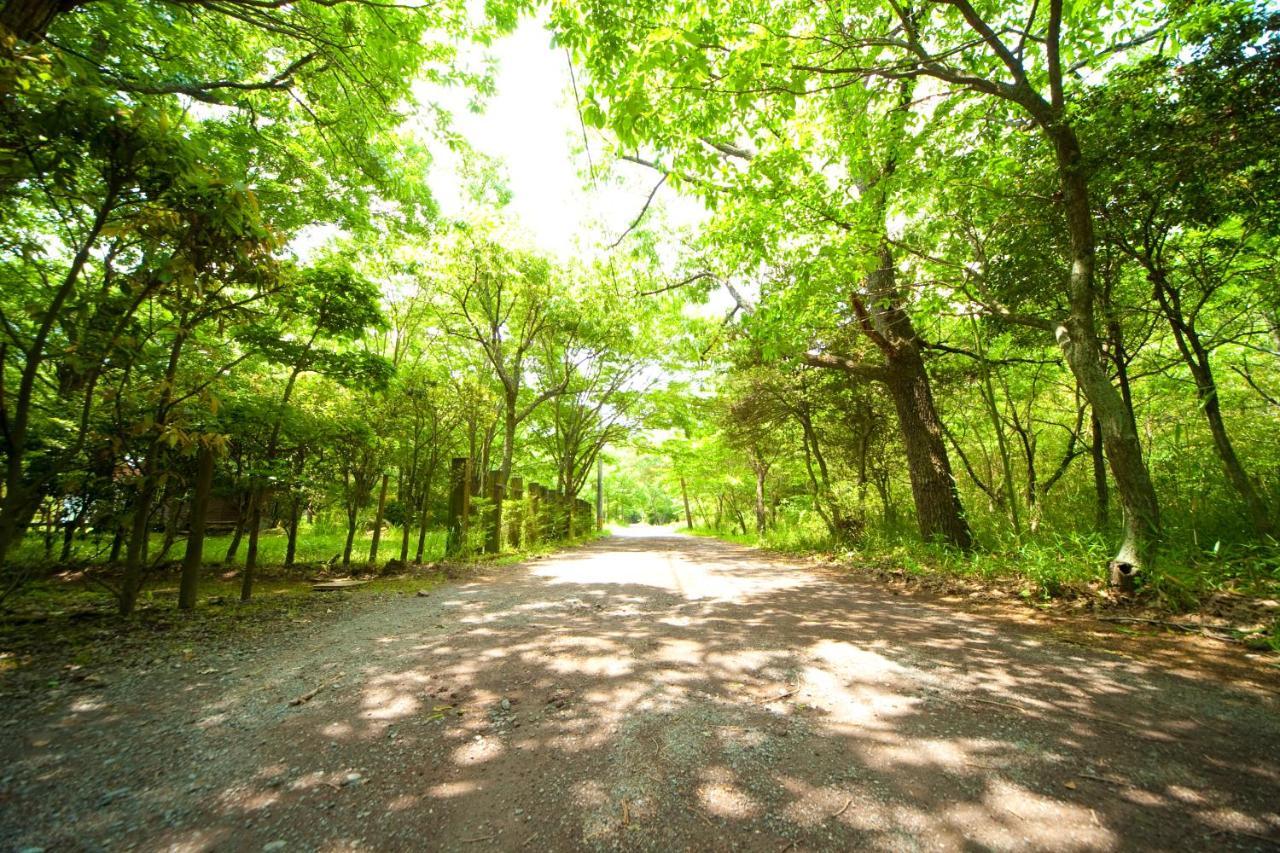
(532, 483), (545, 544)
(485, 469), (504, 554)
(509, 476), (524, 548)
(552, 487), (562, 540)
(446, 457), (471, 556)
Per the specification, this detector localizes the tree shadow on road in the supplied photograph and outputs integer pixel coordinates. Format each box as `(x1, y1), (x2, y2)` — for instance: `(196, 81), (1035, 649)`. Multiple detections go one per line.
(6, 533), (1280, 851)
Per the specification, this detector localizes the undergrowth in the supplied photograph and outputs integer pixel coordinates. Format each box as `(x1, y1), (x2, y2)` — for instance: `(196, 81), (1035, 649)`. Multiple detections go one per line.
(690, 519), (1280, 609)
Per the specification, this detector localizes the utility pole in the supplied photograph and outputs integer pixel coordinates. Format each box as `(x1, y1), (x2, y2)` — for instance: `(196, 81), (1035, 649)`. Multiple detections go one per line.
(596, 456), (604, 530)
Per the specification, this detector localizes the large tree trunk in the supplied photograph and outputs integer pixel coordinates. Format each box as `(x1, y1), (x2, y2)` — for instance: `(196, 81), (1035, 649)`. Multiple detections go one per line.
(882, 351), (974, 550)
(1043, 122), (1161, 586)
(0, 0), (78, 42)
(179, 444), (214, 611)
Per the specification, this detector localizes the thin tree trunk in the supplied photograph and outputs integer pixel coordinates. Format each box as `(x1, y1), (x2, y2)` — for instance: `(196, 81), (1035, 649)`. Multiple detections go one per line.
(369, 472), (389, 564)
(398, 466), (412, 563)
(1090, 414), (1109, 528)
(223, 511), (245, 565)
(680, 476), (693, 529)
(119, 479), (156, 615)
(342, 508), (357, 566)
(284, 497), (301, 567)
(973, 317), (1021, 536)
(0, 181), (117, 566)
(1152, 271), (1272, 537)
(241, 361), (305, 600)
(753, 464), (767, 535)
(239, 497), (261, 601)
(179, 444), (214, 611)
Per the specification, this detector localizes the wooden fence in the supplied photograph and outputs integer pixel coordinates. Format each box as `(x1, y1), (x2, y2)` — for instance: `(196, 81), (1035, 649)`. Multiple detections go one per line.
(444, 458), (597, 557)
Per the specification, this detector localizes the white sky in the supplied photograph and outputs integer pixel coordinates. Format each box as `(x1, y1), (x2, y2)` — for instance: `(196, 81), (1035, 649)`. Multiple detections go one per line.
(422, 18), (703, 259)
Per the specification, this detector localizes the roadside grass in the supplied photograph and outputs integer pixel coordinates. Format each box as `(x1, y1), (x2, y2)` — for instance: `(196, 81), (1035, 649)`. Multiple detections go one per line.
(688, 520), (1280, 648)
(0, 525), (609, 680)
(9, 526), (449, 569)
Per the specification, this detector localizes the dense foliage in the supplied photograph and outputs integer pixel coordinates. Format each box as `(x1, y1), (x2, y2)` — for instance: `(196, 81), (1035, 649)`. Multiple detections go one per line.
(1, 0), (1277, 617)
(563, 0), (1280, 600)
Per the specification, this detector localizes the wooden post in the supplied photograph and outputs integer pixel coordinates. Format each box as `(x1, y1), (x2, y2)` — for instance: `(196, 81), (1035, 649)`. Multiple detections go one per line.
(485, 469), (504, 554)
(509, 476), (524, 548)
(447, 457), (471, 556)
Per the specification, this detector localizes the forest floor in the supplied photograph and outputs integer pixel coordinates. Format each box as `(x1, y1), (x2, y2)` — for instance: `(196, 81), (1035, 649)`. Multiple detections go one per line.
(2, 527), (1279, 852)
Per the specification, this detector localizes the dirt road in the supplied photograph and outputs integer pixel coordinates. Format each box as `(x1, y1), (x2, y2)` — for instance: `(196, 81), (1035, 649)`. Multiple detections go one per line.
(3, 529), (1279, 851)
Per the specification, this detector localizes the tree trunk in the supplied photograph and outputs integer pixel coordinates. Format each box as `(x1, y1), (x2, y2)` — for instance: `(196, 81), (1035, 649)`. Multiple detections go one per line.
(807, 244), (972, 550)
(1037, 117), (1161, 585)
(342, 508), (357, 566)
(680, 476), (693, 529)
(485, 469), (504, 554)
(0, 181), (117, 567)
(119, 475), (158, 616)
(223, 511), (244, 565)
(1090, 414), (1109, 528)
(973, 318), (1021, 536)
(1152, 271), (1272, 538)
(239, 495), (262, 602)
(882, 352), (973, 550)
(1060, 323), (1160, 584)
(368, 472), (389, 564)
(398, 467), (413, 563)
(179, 444), (214, 611)
(0, 0), (77, 42)
(415, 460), (437, 562)
(108, 523), (124, 563)
(284, 495), (301, 567)
(753, 465), (767, 535)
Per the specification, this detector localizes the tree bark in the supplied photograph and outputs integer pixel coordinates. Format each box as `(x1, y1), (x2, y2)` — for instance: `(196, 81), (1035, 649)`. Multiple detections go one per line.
(0, 0), (78, 43)
(882, 350), (974, 550)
